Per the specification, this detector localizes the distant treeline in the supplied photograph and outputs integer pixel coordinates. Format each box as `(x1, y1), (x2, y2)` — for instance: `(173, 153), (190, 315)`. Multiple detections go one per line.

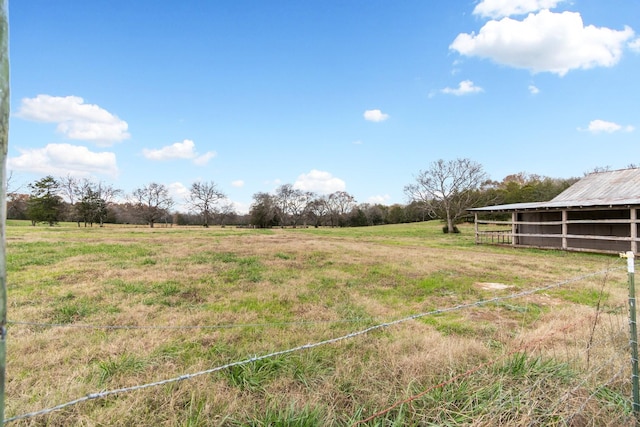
(6, 172), (577, 228)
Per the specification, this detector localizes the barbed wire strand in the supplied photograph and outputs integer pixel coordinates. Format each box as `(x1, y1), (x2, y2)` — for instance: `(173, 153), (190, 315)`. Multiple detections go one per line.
(4, 266), (622, 423)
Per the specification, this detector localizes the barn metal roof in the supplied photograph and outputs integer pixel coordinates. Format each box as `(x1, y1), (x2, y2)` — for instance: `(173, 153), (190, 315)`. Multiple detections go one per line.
(469, 168), (640, 212)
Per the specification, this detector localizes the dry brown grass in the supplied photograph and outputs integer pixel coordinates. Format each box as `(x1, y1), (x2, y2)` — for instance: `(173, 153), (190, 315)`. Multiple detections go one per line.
(3, 221), (635, 425)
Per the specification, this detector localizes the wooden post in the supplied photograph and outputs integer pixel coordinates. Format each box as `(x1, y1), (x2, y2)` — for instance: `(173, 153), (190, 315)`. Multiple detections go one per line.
(474, 213), (480, 244)
(631, 208), (637, 254)
(511, 212), (516, 246)
(561, 209), (568, 250)
(0, 1), (8, 424)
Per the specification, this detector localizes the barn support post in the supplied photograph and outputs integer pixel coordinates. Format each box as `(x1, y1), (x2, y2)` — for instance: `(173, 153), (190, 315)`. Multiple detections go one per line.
(511, 212), (516, 247)
(0, 1), (8, 424)
(621, 251), (640, 417)
(561, 210), (568, 250)
(631, 208), (637, 254)
(474, 212), (478, 244)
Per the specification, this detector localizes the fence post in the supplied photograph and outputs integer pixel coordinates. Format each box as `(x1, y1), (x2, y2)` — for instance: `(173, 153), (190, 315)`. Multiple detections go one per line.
(0, 1), (8, 424)
(622, 251), (640, 417)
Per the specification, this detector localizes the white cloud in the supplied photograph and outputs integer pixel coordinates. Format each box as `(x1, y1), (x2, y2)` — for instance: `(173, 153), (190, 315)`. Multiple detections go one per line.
(528, 84), (540, 94)
(368, 194), (391, 204)
(168, 181), (190, 199)
(293, 169), (346, 194)
(167, 182), (190, 212)
(363, 109), (389, 122)
(8, 143), (118, 178)
(231, 200), (250, 215)
(142, 139), (216, 165)
(441, 80), (484, 96)
(583, 119), (635, 133)
(473, 0), (564, 19)
(450, 10), (634, 76)
(193, 151), (217, 166)
(630, 37), (640, 52)
(231, 180), (245, 188)
(16, 95), (130, 145)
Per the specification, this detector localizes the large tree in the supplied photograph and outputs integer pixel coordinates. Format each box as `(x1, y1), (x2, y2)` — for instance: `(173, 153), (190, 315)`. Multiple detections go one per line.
(130, 183), (174, 228)
(324, 191), (356, 227)
(249, 192), (278, 228)
(186, 181), (226, 227)
(306, 197), (329, 227)
(404, 158), (489, 233)
(26, 176), (64, 226)
(274, 184), (314, 227)
(58, 176), (121, 225)
(76, 188), (108, 227)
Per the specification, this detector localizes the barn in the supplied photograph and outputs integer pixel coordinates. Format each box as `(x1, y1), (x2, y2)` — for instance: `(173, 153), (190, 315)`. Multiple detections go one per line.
(469, 168), (640, 254)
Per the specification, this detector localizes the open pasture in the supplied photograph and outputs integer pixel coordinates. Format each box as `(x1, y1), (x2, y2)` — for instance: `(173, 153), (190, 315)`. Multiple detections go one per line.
(3, 221), (635, 425)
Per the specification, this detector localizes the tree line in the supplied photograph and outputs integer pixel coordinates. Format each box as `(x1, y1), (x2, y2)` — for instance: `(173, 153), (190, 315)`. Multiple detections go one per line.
(6, 158), (583, 230)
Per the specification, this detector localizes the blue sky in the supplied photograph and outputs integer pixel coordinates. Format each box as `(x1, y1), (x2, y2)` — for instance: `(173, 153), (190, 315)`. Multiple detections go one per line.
(7, 0), (640, 213)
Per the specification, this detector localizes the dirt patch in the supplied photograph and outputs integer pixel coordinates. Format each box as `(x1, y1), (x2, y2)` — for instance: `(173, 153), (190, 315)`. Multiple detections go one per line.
(474, 282), (512, 291)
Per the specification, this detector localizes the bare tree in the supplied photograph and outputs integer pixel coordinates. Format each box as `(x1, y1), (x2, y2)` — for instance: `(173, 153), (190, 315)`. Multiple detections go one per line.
(306, 196), (330, 227)
(130, 183), (174, 228)
(324, 191), (356, 227)
(58, 174), (80, 205)
(273, 184), (314, 227)
(186, 181), (226, 227)
(404, 158), (489, 233)
(215, 202), (236, 226)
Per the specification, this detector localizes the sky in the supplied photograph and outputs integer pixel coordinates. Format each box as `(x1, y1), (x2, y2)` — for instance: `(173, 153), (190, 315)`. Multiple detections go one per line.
(6, 0), (640, 213)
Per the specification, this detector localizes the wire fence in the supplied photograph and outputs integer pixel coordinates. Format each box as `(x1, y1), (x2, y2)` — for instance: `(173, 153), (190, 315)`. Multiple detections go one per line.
(4, 265), (635, 425)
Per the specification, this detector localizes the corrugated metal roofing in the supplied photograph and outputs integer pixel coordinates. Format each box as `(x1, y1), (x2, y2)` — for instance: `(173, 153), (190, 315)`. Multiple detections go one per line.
(469, 168), (640, 212)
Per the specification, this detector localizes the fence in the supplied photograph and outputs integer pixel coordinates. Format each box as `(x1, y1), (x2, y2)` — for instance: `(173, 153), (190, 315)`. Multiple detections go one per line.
(475, 228), (513, 245)
(3, 265), (637, 425)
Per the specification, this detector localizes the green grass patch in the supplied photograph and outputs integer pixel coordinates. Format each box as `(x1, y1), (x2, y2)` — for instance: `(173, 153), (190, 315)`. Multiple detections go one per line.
(417, 271), (475, 296)
(94, 353), (150, 386)
(230, 402), (325, 427)
(275, 252), (295, 260)
(420, 313), (478, 337)
(52, 294), (99, 323)
(550, 287), (609, 307)
(7, 241), (156, 272)
(154, 280), (182, 297)
(108, 278), (151, 294)
(225, 357), (287, 392)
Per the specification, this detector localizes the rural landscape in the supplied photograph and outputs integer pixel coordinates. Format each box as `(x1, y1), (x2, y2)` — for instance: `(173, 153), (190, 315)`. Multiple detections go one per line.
(3, 1), (640, 425)
(7, 159), (578, 231)
(4, 219), (635, 425)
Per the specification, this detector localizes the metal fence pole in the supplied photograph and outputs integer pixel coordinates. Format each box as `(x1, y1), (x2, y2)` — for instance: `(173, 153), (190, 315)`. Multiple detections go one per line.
(622, 251), (640, 417)
(0, 1), (8, 424)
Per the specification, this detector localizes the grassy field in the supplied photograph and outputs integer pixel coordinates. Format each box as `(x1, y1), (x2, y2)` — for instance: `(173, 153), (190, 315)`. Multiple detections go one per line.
(3, 220), (636, 425)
